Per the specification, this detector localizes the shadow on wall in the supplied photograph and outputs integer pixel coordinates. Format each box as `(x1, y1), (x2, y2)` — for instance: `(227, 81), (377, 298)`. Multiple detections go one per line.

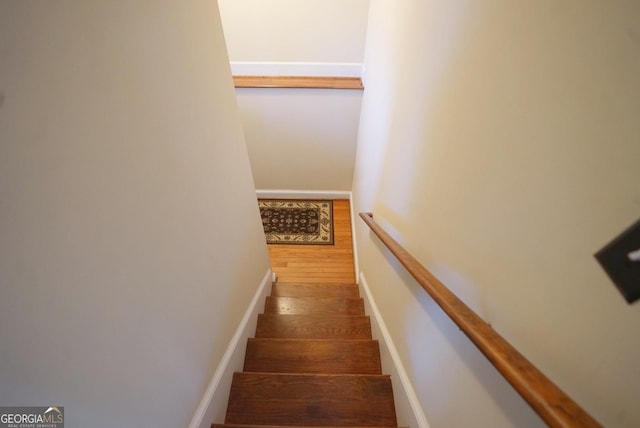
(368, 236), (544, 427)
(235, 88), (362, 190)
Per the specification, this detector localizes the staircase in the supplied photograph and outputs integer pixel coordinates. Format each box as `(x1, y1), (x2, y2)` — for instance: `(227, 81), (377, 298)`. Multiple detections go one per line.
(212, 282), (401, 428)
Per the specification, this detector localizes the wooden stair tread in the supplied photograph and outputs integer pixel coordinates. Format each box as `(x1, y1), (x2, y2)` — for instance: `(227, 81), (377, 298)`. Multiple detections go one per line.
(265, 296), (365, 315)
(272, 283), (360, 298)
(225, 372), (397, 427)
(213, 267), (397, 426)
(245, 338), (382, 374)
(213, 425), (405, 428)
(256, 314), (372, 339)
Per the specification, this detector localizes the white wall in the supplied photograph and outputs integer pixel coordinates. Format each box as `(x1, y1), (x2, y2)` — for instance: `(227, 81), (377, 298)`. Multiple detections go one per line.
(0, 2), (270, 427)
(235, 88), (362, 190)
(218, 0), (369, 62)
(353, 1), (640, 427)
(218, 0), (369, 191)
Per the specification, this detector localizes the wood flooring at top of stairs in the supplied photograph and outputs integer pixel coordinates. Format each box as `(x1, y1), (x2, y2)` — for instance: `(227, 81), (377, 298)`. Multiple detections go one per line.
(213, 281), (402, 428)
(267, 199), (355, 285)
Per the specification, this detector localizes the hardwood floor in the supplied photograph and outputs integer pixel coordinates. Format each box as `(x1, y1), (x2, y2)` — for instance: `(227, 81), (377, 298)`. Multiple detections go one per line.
(267, 199), (356, 284)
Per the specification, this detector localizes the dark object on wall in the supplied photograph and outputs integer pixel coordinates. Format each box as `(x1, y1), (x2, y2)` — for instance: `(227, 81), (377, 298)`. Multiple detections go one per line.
(595, 217), (640, 304)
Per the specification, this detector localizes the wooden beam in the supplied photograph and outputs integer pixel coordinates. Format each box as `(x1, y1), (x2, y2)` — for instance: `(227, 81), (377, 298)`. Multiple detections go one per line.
(233, 75), (364, 90)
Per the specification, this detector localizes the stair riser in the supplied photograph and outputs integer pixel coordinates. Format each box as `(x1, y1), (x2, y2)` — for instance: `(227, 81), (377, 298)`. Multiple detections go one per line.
(271, 283), (360, 298)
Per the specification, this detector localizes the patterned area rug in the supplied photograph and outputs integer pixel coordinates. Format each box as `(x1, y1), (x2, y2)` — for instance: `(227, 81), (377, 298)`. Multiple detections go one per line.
(258, 199), (334, 245)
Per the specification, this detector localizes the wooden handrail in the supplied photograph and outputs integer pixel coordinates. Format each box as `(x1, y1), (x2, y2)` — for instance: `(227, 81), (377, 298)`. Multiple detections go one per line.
(359, 212), (601, 428)
(233, 75), (364, 90)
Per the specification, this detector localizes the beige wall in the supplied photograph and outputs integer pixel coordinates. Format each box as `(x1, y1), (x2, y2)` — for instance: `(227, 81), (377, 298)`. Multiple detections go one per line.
(235, 88), (362, 190)
(353, 1), (640, 427)
(218, 0), (369, 191)
(0, 2), (270, 427)
(218, 0), (369, 62)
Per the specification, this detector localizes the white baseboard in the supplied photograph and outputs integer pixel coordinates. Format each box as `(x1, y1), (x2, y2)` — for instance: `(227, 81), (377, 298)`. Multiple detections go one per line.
(230, 62), (363, 78)
(256, 189), (351, 200)
(349, 193), (359, 284)
(359, 273), (431, 428)
(187, 269), (273, 428)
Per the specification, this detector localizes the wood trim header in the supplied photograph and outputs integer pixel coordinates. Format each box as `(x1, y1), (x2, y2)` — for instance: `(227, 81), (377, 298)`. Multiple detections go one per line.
(233, 76), (364, 90)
